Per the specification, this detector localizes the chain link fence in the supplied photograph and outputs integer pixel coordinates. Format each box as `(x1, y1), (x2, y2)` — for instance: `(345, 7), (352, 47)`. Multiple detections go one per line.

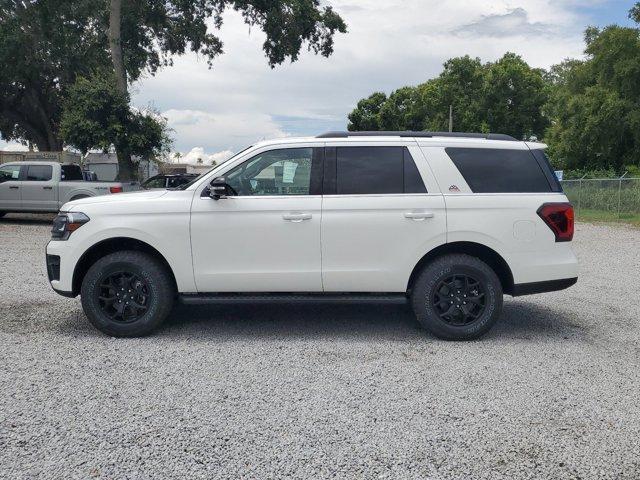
(561, 177), (640, 223)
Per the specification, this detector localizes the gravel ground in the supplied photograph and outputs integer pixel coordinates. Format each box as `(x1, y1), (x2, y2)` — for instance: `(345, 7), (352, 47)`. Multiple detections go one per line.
(0, 213), (639, 479)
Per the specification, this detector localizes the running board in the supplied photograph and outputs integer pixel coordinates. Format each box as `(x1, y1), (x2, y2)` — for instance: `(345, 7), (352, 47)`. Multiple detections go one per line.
(179, 293), (408, 305)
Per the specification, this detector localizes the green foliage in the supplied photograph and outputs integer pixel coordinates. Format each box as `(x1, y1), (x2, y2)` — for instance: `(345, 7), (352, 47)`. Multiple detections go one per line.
(347, 92), (387, 130)
(0, 0), (108, 150)
(544, 21), (640, 172)
(1, 0), (346, 153)
(116, 0), (346, 83)
(60, 74), (171, 160)
(347, 53), (549, 140)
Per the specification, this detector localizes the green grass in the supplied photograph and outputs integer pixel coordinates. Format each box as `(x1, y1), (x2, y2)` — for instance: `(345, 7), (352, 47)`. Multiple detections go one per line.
(576, 208), (640, 227)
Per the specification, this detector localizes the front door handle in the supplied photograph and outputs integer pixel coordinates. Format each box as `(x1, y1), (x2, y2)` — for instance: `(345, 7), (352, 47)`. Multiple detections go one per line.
(404, 211), (434, 221)
(282, 213), (312, 222)
(43, 186), (53, 190)
(9, 186), (19, 190)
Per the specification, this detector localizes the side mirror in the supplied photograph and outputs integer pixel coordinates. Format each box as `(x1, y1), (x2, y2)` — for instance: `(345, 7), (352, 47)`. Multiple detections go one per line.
(208, 177), (232, 200)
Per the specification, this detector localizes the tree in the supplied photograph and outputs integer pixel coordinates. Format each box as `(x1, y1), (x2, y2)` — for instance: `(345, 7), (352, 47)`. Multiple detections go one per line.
(60, 74), (172, 176)
(347, 92), (387, 131)
(544, 7), (640, 171)
(0, 0), (108, 150)
(2, 0), (346, 178)
(104, 0), (346, 178)
(347, 53), (549, 140)
(483, 53), (549, 139)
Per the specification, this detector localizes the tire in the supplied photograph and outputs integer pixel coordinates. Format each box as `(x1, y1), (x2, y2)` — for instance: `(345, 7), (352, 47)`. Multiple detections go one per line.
(80, 251), (175, 337)
(411, 254), (503, 341)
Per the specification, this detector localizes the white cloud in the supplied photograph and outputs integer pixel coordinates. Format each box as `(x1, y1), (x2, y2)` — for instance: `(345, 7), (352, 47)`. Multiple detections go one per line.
(177, 146), (234, 165)
(162, 108), (287, 155)
(0, 141), (30, 152)
(130, 1), (598, 156)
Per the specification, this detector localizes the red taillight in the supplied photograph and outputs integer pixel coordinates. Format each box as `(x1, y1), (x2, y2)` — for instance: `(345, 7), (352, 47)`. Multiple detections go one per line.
(109, 186), (123, 194)
(537, 203), (574, 242)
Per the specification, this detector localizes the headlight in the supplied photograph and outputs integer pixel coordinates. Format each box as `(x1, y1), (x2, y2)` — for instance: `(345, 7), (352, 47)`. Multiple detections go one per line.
(51, 212), (90, 240)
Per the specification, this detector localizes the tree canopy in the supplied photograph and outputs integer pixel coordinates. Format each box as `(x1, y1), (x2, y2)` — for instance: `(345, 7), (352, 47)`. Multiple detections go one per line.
(348, 53), (549, 141)
(1, 0), (346, 178)
(0, 0), (107, 150)
(348, 4), (640, 172)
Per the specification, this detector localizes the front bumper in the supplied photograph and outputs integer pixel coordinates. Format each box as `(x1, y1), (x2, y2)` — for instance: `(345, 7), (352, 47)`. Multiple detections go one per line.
(46, 240), (77, 296)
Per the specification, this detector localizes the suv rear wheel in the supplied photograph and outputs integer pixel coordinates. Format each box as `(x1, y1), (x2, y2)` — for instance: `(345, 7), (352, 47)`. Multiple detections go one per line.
(411, 254), (503, 340)
(80, 251), (175, 337)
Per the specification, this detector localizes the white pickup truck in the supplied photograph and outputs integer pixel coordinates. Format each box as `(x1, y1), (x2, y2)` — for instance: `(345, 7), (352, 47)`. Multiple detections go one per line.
(0, 161), (136, 215)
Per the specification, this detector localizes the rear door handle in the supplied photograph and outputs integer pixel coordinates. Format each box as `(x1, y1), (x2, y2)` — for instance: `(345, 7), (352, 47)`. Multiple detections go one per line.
(43, 186), (53, 190)
(404, 211), (434, 220)
(9, 186), (19, 189)
(282, 213), (312, 222)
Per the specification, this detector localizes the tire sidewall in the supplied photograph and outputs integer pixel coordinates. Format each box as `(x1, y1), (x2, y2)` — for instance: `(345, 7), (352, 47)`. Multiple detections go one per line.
(414, 256), (503, 340)
(81, 253), (172, 337)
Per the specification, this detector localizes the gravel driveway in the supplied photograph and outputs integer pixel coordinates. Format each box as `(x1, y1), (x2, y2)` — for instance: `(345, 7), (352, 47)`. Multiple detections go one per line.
(1, 214), (639, 479)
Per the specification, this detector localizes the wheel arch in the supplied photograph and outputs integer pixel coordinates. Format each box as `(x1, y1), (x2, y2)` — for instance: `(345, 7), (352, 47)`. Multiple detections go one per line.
(72, 237), (178, 296)
(407, 242), (514, 295)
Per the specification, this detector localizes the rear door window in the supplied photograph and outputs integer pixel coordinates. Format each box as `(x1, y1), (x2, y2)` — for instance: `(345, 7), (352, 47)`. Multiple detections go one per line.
(334, 146), (427, 195)
(445, 148), (552, 193)
(61, 165), (83, 181)
(25, 164), (53, 181)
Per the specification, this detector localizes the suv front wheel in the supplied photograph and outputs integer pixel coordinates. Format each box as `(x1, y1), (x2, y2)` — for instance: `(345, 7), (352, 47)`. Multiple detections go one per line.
(80, 251), (175, 337)
(411, 254), (503, 340)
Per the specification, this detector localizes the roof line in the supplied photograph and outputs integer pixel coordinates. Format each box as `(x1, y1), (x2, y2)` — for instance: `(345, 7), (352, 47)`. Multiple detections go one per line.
(316, 131), (517, 141)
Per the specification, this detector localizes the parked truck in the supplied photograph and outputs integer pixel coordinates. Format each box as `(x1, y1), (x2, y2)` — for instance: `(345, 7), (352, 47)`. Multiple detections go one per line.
(0, 161), (138, 215)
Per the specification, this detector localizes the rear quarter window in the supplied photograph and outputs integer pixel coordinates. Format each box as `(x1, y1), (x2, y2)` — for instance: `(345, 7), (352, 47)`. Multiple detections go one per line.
(445, 148), (553, 193)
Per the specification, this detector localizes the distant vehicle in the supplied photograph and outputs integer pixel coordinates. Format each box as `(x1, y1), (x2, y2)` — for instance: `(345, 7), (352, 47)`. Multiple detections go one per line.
(46, 131), (578, 340)
(0, 161), (138, 215)
(141, 173), (199, 190)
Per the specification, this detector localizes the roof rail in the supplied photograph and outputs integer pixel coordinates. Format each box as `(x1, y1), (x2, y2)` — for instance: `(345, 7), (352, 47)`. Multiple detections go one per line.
(316, 131), (517, 141)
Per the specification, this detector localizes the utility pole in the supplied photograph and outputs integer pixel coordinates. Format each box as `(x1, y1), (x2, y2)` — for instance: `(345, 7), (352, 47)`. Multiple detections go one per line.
(448, 105), (453, 132)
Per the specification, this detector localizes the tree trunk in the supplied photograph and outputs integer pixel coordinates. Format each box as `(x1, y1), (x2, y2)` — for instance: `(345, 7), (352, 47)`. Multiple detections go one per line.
(108, 0), (127, 96)
(108, 0), (137, 180)
(116, 149), (136, 181)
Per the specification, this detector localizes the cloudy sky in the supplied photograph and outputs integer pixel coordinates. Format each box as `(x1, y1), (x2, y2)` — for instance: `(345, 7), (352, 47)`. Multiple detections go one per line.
(2, 0), (636, 163)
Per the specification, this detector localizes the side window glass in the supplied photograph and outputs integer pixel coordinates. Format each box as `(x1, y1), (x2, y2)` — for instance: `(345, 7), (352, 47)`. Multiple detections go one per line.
(0, 165), (21, 183)
(225, 148), (313, 196)
(403, 148), (427, 193)
(26, 165), (53, 181)
(445, 148), (552, 193)
(336, 146), (403, 195)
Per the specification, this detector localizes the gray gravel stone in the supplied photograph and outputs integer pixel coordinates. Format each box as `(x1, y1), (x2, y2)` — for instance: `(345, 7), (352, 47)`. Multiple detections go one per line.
(1, 213), (639, 479)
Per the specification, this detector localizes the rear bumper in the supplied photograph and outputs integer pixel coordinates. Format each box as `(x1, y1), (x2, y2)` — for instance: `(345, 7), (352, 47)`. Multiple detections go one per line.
(512, 277), (577, 297)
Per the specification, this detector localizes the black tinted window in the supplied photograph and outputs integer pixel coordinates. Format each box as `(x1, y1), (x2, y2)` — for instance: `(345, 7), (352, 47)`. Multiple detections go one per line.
(337, 147), (403, 194)
(445, 148), (552, 193)
(26, 165), (52, 181)
(404, 148), (427, 193)
(61, 165), (83, 181)
(335, 147), (427, 195)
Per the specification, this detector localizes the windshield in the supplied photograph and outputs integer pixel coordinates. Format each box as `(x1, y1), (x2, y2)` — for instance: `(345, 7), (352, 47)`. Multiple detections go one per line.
(174, 145), (254, 190)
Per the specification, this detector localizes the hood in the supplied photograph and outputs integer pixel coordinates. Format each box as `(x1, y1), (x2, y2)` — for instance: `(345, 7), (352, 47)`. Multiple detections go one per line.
(62, 190), (168, 211)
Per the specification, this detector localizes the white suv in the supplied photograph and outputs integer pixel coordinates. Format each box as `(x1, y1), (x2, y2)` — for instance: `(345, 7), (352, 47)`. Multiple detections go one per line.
(46, 132), (578, 340)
